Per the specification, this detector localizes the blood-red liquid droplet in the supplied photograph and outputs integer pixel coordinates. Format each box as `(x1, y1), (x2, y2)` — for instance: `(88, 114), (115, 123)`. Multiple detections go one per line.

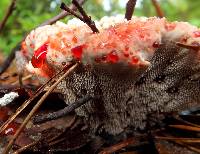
(193, 31), (200, 38)
(71, 45), (84, 60)
(124, 53), (129, 57)
(106, 51), (119, 63)
(131, 56), (139, 64)
(31, 43), (48, 68)
(2, 122), (19, 136)
(152, 41), (160, 48)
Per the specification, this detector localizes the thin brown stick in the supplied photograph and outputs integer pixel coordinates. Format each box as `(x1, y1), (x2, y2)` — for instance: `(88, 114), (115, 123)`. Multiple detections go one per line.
(13, 140), (39, 154)
(173, 140), (200, 153)
(2, 63), (79, 154)
(174, 116), (200, 128)
(40, 0), (85, 26)
(156, 133), (200, 153)
(169, 124), (200, 132)
(60, 3), (84, 21)
(0, 0), (17, 33)
(33, 94), (94, 124)
(61, 1), (99, 33)
(72, 0), (99, 33)
(125, 0), (137, 20)
(11, 74), (32, 85)
(0, 64), (74, 134)
(155, 136), (200, 143)
(0, 0), (85, 75)
(151, 0), (164, 18)
(99, 137), (137, 154)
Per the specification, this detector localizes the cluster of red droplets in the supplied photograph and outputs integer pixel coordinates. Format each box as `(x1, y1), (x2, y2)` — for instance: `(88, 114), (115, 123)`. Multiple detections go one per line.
(31, 43), (48, 68)
(106, 51), (119, 63)
(71, 45), (120, 64)
(94, 51), (119, 64)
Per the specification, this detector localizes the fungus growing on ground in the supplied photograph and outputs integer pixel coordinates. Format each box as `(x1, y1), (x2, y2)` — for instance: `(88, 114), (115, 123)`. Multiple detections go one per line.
(18, 15), (200, 135)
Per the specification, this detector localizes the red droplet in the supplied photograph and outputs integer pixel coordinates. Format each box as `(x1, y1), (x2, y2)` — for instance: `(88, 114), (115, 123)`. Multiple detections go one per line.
(71, 45), (84, 60)
(131, 56), (139, 64)
(31, 43), (48, 68)
(193, 31), (200, 38)
(124, 53), (129, 57)
(152, 41), (160, 48)
(106, 51), (119, 63)
(2, 122), (19, 136)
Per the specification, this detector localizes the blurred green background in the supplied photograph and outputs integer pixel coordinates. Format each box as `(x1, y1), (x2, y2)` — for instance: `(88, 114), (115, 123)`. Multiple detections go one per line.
(0, 0), (200, 55)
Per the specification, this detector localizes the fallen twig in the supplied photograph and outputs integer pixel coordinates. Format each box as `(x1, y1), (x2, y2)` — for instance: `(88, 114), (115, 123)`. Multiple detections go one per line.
(61, 0), (99, 33)
(155, 136), (200, 143)
(99, 137), (139, 154)
(174, 115), (200, 128)
(72, 0), (99, 33)
(151, 0), (164, 18)
(169, 124), (200, 132)
(125, 0), (137, 20)
(60, 3), (84, 21)
(11, 74), (32, 85)
(33, 94), (95, 124)
(171, 140), (200, 153)
(155, 132), (200, 153)
(40, 0), (85, 27)
(2, 63), (79, 154)
(13, 140), (39, 154)
(0, 0), (17, 33)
